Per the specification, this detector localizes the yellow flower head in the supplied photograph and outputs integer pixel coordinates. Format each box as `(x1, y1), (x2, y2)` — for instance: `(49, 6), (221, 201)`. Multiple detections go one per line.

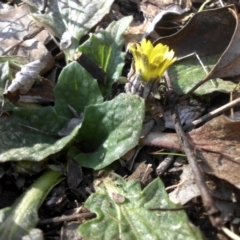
(129, 38), (177, 81)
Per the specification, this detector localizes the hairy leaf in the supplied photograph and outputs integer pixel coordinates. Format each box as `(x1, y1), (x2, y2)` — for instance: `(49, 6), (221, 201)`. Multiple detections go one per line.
(73, 93), (144, 169)
(78, 173), (203, 240)
(24, 0), (114, 61)
(0, 107), (80, 162)
(54, 61), (103, 119)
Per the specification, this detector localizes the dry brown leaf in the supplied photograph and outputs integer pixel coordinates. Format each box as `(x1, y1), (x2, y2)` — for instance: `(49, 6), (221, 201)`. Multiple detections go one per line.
(6, 60), (45, 94)
(189, 115), (240, 188)
(124, 2), (187, 45)
(154, 6), (236, 58)
(18, 78), (55, 103)
(127, 161), (153, 185)
(144, 5), (185, 39)
(3, 59), (48, 102)
(170, 165), (240, 221)
(142, 113), (240, 188)
(124, 21), (148, 45)
(0, 4), (54, 70)
(140, 0), (191, 21)
(205, 10), (240, 79)
(169, 165), (200, 204)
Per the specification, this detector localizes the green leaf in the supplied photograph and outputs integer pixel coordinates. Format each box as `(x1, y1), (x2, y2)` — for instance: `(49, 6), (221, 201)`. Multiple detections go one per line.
(26, 0), (114, 61)
(73, 93), (144, 170)
(0, 170), (64, 240)
(13, 106), (68, 134)
(78, 173), (203, 240)
(169, 54), (237, 95)
(79, 16), (133, 98)
(54, 61), (103, 119)
(0, 107), (81, 162)
(0, 60), (105, 163)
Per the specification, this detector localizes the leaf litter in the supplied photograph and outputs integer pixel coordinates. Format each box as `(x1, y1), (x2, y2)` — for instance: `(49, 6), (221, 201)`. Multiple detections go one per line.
(1, 0), (240, 240)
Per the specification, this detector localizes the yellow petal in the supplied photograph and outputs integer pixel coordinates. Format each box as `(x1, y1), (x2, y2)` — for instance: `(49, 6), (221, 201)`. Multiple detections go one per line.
(129, 38), (176, 81)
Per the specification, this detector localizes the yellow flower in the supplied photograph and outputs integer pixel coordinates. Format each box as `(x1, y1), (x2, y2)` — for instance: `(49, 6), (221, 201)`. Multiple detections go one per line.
(129, 38), (177, 81)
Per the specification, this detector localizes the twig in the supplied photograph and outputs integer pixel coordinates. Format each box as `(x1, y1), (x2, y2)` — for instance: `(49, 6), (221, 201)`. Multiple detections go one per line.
(140, 131), (181, 150)
(156, 150), (177, 176)
(129, 146), (143, 171)
(221, 227), (240, 240)
(184, 97), (240, 131)
(166, 81), (221, 228)
(76, 52), (107, 86)
(38, 212), (96, 225)
(153, 72), (178, 175)
(149, 205), (191, 211)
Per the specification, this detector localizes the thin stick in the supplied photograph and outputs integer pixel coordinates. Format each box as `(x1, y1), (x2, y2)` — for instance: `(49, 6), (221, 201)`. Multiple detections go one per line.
(170, 95), (221, 227)
(183, 97), (240, 131)
(38, 212), (96, 225)
(156, 150), (176, 176)
(194, 53), (216, 88)
(149, 205), (191, 211)
(165, 69), (221, 227)
(153, 72), (178, 176)
(221, 227), (240, 240)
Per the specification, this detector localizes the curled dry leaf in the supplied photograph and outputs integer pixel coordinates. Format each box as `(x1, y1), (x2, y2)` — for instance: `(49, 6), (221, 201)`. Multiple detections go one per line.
(4, 59), (45, 102)
(205, 11), (240, 79)
(144, 5), (186, 39)
(140, 0), (190, 22)
(154, 6), (236, 58)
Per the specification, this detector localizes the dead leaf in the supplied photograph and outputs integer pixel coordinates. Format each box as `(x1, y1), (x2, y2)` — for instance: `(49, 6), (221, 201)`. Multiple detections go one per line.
(18, 78), (55, 103)
(140, 0), (191, 21)
(169, 165), (200, 204)
(125, 4), (187, 45)
(142, 113), (240, 188)
(170, 165), (240, 221)
(164, 100), (204, 129)
(0, 4), (54, 71)
(189, 115), (240, 188)
(127, 161), (153, 185)
(144, 5), (185, 39)
(3, 59), (46, 102)
(205, 10), (240, 79)
(154, 6), (236, 58)
(124, 21), (148, 45)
